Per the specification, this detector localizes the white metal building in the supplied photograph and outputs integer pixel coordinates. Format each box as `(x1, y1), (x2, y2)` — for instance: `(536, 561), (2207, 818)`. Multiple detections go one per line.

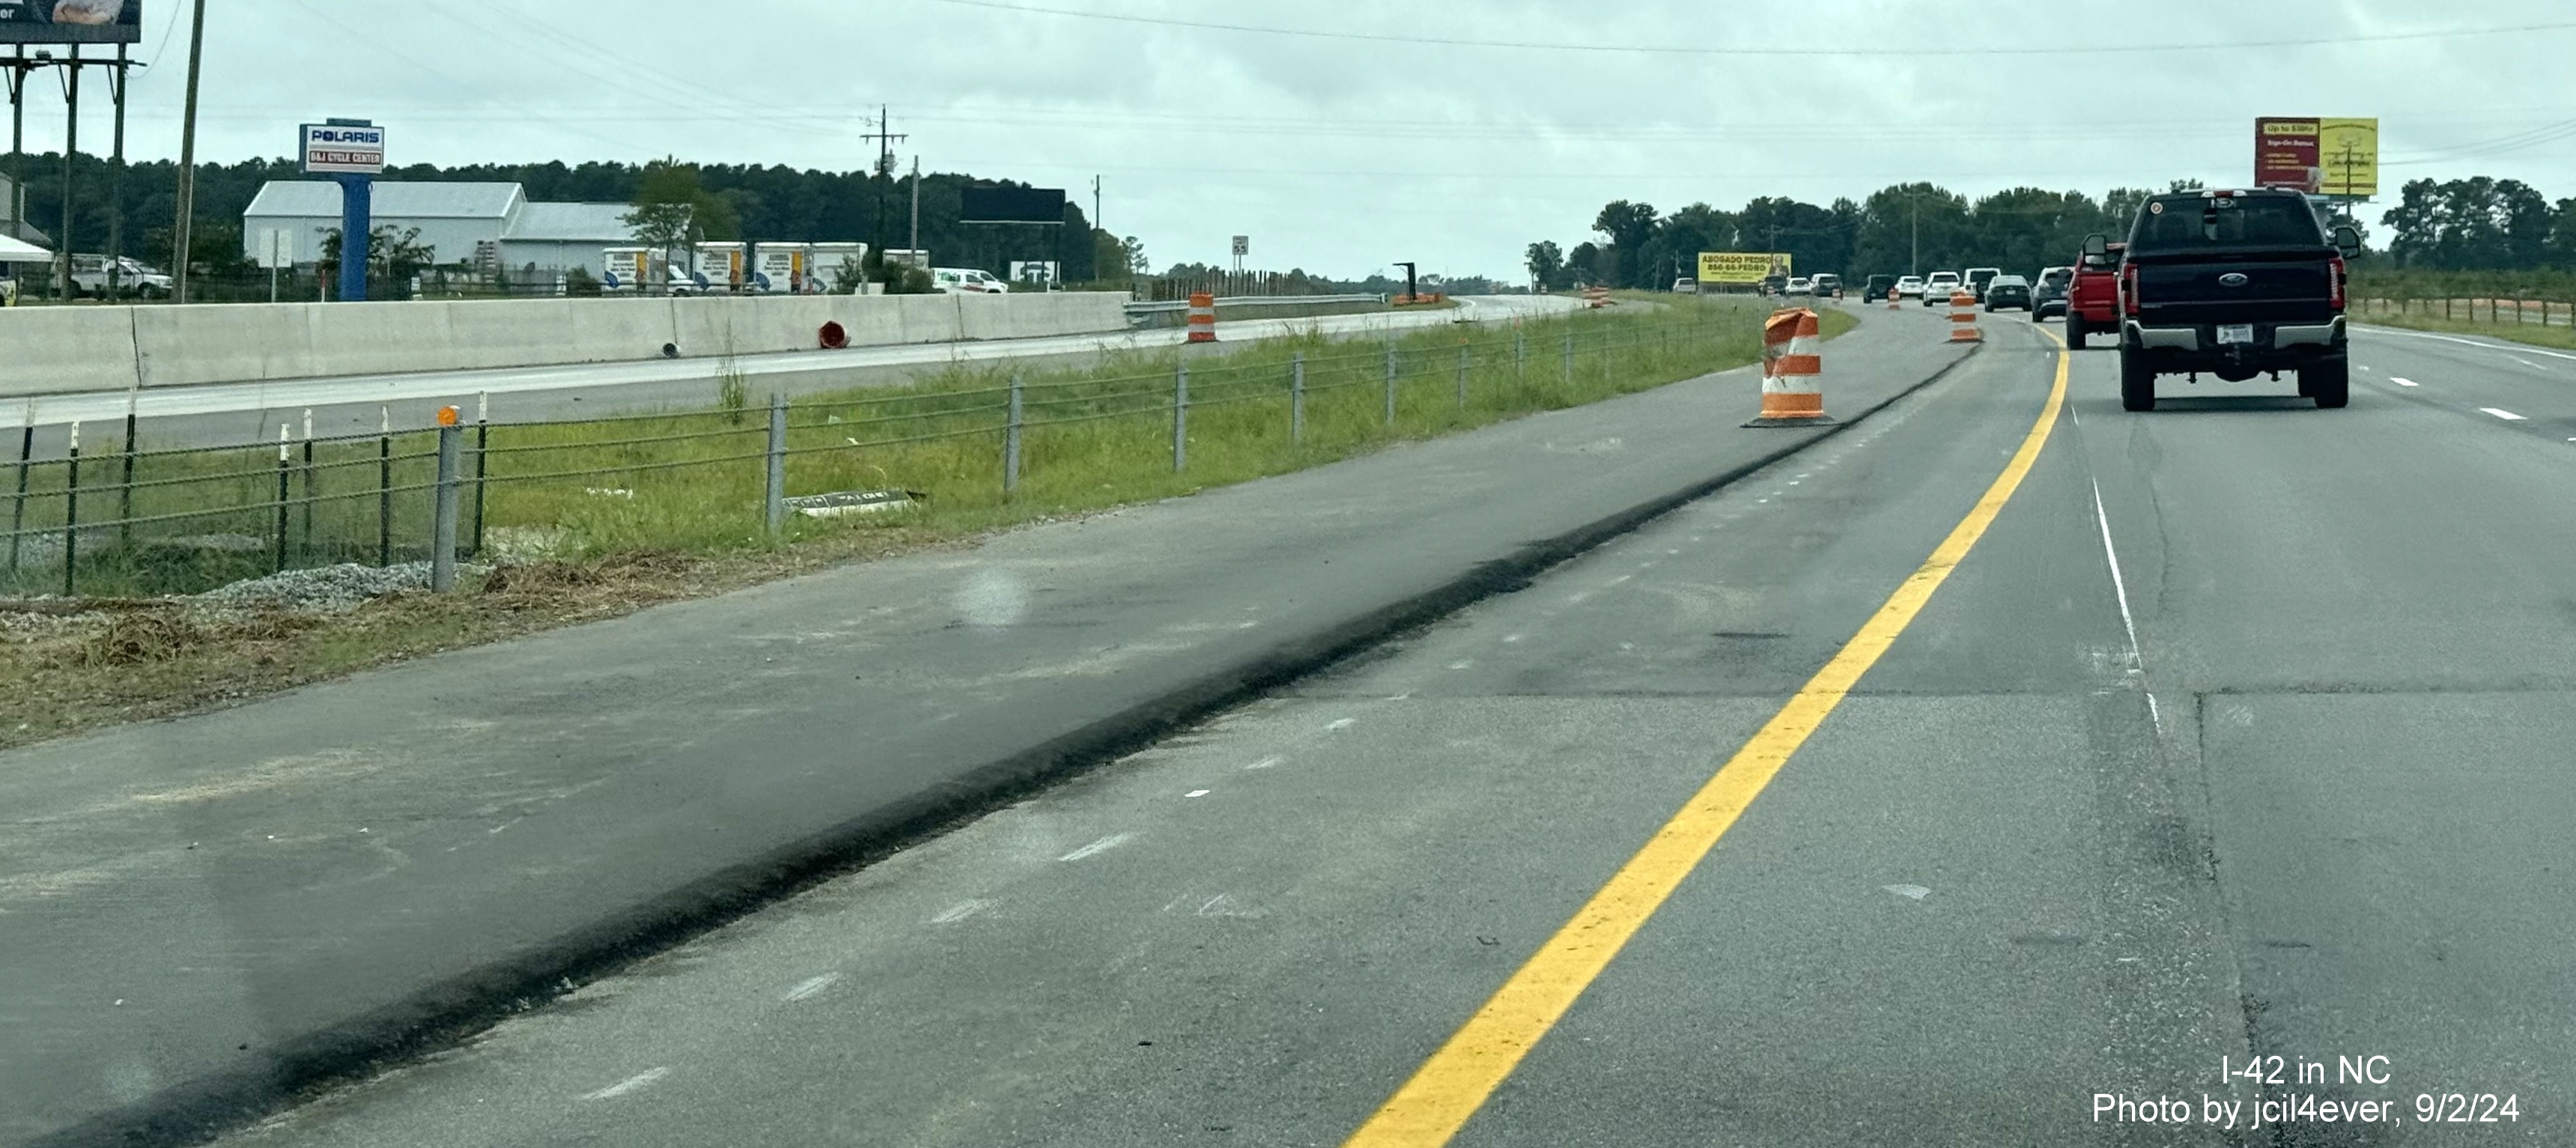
(240, 180), (638, 275)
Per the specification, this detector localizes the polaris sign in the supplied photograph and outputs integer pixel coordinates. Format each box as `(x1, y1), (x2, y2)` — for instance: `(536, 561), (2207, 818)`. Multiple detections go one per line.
(300, 123), (386, 175)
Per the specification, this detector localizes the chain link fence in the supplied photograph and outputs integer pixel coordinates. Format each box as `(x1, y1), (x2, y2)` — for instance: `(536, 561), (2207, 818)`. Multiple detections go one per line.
(4, 307), (1751, 600)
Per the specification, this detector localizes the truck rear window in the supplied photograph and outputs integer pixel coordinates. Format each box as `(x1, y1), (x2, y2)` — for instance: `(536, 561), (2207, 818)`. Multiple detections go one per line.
(2129, 195), (2322, 251)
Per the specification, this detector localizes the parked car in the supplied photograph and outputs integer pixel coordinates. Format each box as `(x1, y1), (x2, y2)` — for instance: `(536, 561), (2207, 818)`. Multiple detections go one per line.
(1893, 274), (1926, 299)
(1983, 274), (2032, 312)
(2107, 186), (2360, 411)
(2032, 266), (2073, 319)
(932, 267), (1009, 294)
(68, 254), (173, 299)
(1862, 274), (1898, 302)
(1920, 270), (1963, 306)
(2067, 242), (2126, 347)
(1963, 266), (2002, 302)
(1809, 273), (1843, 299)
(1784, 276), (1814, 297)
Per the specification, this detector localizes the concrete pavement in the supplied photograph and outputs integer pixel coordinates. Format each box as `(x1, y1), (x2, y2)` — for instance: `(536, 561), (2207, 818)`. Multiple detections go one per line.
(4, 298), (1959, 1147)
(184, 308), (2576, 1145)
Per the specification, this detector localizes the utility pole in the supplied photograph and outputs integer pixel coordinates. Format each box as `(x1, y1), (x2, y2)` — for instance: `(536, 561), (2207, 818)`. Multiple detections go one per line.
(1909, 195), (1919, 276)
(171, 0), (208, 304)
(106, 44), (124, 298)
(5, 49), (28, 257)
(859, 106), (905, 261)
(908, 155), (920, 266)
(56, 43), (76, 301)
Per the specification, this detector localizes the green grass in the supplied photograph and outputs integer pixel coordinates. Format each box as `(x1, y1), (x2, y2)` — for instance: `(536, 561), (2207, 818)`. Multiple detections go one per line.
(2, 297), (1854, 598)
(2349, 296), (2576, 352)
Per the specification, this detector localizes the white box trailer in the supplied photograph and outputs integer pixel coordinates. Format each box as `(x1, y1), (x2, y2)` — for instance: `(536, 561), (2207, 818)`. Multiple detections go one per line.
(690, 242), (747, 292)
(751, 243), (809, 294)
(601, 247), (663, 292)
(809, 242), (868, 293)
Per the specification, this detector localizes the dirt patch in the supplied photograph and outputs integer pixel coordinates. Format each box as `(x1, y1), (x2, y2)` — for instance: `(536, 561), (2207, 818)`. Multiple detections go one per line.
(0, 524), (972, 753)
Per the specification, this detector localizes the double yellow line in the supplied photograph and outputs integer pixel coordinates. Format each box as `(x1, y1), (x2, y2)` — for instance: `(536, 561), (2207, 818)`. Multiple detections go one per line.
(1344, 340), (2072, 1145)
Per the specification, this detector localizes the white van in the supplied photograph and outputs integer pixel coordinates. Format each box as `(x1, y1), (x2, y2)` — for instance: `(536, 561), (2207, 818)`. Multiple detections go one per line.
(932, 267), (1007, 294)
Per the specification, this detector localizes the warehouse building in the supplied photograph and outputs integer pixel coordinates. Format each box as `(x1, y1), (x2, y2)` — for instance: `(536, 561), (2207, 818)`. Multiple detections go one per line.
(240, 180), (637, 276)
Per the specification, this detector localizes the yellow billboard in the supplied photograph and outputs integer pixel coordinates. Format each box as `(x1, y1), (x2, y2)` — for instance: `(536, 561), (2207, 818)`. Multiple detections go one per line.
(1698, 252), (1793, 285)
(2318, 118), (2378, 198)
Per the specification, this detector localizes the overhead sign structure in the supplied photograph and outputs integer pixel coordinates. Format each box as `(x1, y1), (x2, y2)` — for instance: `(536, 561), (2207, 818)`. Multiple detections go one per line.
(0, 0), (142, 43)
(1697, 251), (1792, 285)
(2317, 118), (2378, 198)
(300, 122), (386, 176)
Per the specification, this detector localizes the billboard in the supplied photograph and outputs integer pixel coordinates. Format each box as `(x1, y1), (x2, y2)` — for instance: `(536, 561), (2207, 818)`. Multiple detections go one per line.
(959, 185), (1066, 224)
(2317, 118), (2378, 198)
(1697, 251), (1791, 285)
(300, 123), (386, 176)
(2255, 117), (2321, 192)
(0, 0), (140, 43)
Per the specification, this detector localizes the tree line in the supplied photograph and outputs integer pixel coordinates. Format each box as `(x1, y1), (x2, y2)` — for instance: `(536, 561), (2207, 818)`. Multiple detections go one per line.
(2381, 177), (2576, 271)
(0, 151), (1132, 282)
(1526, 182), (2232, 291)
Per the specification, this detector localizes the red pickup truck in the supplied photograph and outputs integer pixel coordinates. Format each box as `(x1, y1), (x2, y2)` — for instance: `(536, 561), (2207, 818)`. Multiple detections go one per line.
(2065, 240), (2124, 348)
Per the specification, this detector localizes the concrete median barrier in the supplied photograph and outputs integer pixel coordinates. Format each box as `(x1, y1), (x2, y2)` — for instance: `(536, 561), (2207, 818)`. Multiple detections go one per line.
(1, 293), (1135, 400)
(1, 308), (143, 395)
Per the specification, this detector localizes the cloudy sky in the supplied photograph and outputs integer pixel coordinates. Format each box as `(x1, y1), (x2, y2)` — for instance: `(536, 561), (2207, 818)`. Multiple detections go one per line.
(18, 1), (2576, 279)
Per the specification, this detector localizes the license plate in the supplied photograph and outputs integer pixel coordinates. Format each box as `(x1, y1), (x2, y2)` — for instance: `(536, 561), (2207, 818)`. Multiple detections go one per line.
(2217, 324), (2255, 345)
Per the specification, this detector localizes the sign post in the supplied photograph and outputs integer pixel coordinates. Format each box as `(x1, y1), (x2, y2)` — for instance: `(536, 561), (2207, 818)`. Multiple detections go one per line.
(300, 118), (384, 301)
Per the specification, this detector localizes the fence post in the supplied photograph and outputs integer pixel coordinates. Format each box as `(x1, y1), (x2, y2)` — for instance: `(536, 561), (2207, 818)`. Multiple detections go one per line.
(765, 392), (787, 539)
(299, 409), (315, 561)
(1289, 352), (1304, 444)
(273, 424), (291, 574)
(1456, 339), (1468, 409)
(377, 407), (392, 567)
(118, 401), (136, 550)
(1515, 326), (1525, 383)
(471, 391), (490, 557)
(1562, 330), (1573, 384)
(1382, 345), (1397, 425)
(8, 422), (31, 574)
(1004, 373), (1023, 494)
(60, 421), (78, 598)
(1172, 362), (1189, 472)
(431, 413), (461, 592)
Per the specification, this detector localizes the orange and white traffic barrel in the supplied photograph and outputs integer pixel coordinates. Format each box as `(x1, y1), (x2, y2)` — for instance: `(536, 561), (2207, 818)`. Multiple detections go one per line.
(1948, 289), (1981, 343)
(1745, 308), (1832, 427)
(1186, 293), (1218, 343)
(1886, 288), (1901, 311)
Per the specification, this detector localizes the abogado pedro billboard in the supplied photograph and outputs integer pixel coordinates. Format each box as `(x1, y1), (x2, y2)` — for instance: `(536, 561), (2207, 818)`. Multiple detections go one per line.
(0, 0), (141, 43)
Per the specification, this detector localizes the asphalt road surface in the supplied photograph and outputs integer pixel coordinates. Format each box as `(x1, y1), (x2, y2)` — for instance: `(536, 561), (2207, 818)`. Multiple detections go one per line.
(49, 307), (2576, 1145)
(0, 297), (1578, 455)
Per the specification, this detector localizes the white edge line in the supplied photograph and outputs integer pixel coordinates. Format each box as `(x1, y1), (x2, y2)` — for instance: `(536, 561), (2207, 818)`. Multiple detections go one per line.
(783, 972), (841, 1001)
(1057, 832), (1134, 862)
(2356, 323), (2576, 362)
(583, 1066), (670, 1101)
(2091, 477), (2160, 739)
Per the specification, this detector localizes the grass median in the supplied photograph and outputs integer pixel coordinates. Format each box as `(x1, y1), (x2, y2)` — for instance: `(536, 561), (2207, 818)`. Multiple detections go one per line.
(1, 295), (1856, 749)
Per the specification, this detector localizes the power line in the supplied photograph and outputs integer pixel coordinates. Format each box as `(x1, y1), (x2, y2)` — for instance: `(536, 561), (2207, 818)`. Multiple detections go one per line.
(920, 0), (2576, 58)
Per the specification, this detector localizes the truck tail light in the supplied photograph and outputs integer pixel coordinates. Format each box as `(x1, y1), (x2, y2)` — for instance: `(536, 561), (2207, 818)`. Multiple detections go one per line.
(2328, 255), (2346, 310)
(2121, 264), (2139, 317)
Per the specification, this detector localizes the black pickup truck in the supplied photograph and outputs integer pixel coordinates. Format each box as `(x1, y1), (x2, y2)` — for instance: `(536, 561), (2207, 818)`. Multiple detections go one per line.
(2090, 188), (2363, 411)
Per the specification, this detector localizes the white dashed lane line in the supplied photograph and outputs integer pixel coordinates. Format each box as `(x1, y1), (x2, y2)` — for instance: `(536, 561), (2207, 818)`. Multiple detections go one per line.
(2390, 377), (2419, 387)
(2480, 407), (2527, 421)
